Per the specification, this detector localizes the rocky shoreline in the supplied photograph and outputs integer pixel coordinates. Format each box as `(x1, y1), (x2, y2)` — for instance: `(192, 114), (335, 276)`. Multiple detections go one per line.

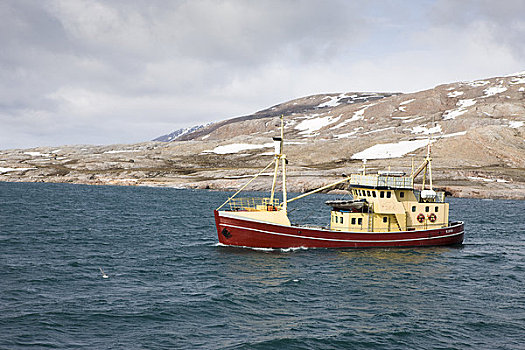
(1, 143), (524, 200)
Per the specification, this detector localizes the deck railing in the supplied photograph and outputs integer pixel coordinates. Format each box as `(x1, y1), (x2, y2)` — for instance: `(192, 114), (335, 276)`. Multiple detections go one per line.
(228, 197), (281, 211)
(350, 174), (414, 189)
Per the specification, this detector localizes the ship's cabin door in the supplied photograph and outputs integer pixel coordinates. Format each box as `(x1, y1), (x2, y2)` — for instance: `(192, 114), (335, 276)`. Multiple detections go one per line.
(383, 216), (390, 231)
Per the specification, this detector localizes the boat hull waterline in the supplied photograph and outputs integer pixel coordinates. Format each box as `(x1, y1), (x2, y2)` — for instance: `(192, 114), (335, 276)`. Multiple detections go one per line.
(215, 211), (464, 249)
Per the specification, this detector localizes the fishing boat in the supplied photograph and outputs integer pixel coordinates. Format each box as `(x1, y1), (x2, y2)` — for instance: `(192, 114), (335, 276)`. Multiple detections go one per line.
(214, 116), (464, 249)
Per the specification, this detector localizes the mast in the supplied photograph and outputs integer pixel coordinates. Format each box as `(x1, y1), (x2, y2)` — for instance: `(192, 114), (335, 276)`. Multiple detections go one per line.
(269, 152), (279, 203)
(270, 115), (287, 212)
(279, 116), (287, 212)
(427, 139), (433, 190)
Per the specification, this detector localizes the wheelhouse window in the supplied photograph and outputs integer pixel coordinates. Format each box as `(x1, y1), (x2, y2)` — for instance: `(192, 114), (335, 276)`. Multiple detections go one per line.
(367, 190), (371, 197)
(425, 206), (430, 212)
(380, 191), (385, 198)
(435, 206), (439, 212)
(400, 191), (405, 198)
(372, 191), (377, 198)
(358, 218), (362, 225)
(351, 218), (356, 225)
(412, 206), (416, 212)
(387, 191), (392, 198)
(383, 217), (388, 223)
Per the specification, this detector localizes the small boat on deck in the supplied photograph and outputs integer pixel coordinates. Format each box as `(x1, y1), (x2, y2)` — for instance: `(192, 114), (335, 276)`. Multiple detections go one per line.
(324, 199), (366, 210)
(214, 116), (464, 249)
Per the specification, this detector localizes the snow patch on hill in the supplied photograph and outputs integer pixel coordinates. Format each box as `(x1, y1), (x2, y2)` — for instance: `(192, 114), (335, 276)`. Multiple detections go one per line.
(203, 143), (274, 154)
(0, 167), (36, 173)
(351, 139), (431, 160)
(483, 86), (507, 97)
(447, 91), (464, 98)
(411, 124), (442, 134)
(317, 93), (348, 108)
(466, 80), (489, 87)
(443, 99), (476, 120)
(509, 121), (524, 128)
(295, 115), (340, 135)
(510, 77), (525, 84)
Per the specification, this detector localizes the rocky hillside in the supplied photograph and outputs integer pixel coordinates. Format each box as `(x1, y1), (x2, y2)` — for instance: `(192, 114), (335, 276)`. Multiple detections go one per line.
(1, 73), (525, 199)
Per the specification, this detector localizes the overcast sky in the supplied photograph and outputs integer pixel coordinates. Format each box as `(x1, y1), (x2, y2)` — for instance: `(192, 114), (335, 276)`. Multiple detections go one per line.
(1, 0), (524, 149)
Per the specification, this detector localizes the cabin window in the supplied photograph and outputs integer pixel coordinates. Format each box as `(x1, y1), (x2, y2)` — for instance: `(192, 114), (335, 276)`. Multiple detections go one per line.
(372, 191), (377, 198)
(340, 217), (344, 224)
(400, 191), (405, 198)
(387, 191), (392, 198)
(435, 206), (439, 212)
(351, 218), (356, 225)
(358, 218), (362, 225)
(367, 190), (371, 197)
(380, 191), (385, 198)
(383, 217), (388, 223)
(425, 206), (430, 212)
(412, 206), (416, 212)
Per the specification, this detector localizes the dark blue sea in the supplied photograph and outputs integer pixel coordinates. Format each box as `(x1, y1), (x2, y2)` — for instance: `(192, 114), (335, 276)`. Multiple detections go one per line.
(1, 182), (524, 349)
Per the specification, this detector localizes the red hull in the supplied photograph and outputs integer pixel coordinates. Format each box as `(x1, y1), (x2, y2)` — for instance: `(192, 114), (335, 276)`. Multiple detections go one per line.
(214, 210), (464, 249)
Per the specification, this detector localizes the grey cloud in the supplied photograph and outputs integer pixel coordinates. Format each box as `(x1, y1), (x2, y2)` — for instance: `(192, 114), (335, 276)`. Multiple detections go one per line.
(1, 0), (523, 149)
(430, 0), (525, 56)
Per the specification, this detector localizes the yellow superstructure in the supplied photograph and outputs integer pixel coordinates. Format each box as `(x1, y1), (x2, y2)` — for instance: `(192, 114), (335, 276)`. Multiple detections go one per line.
(329, 173), (449, 232)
